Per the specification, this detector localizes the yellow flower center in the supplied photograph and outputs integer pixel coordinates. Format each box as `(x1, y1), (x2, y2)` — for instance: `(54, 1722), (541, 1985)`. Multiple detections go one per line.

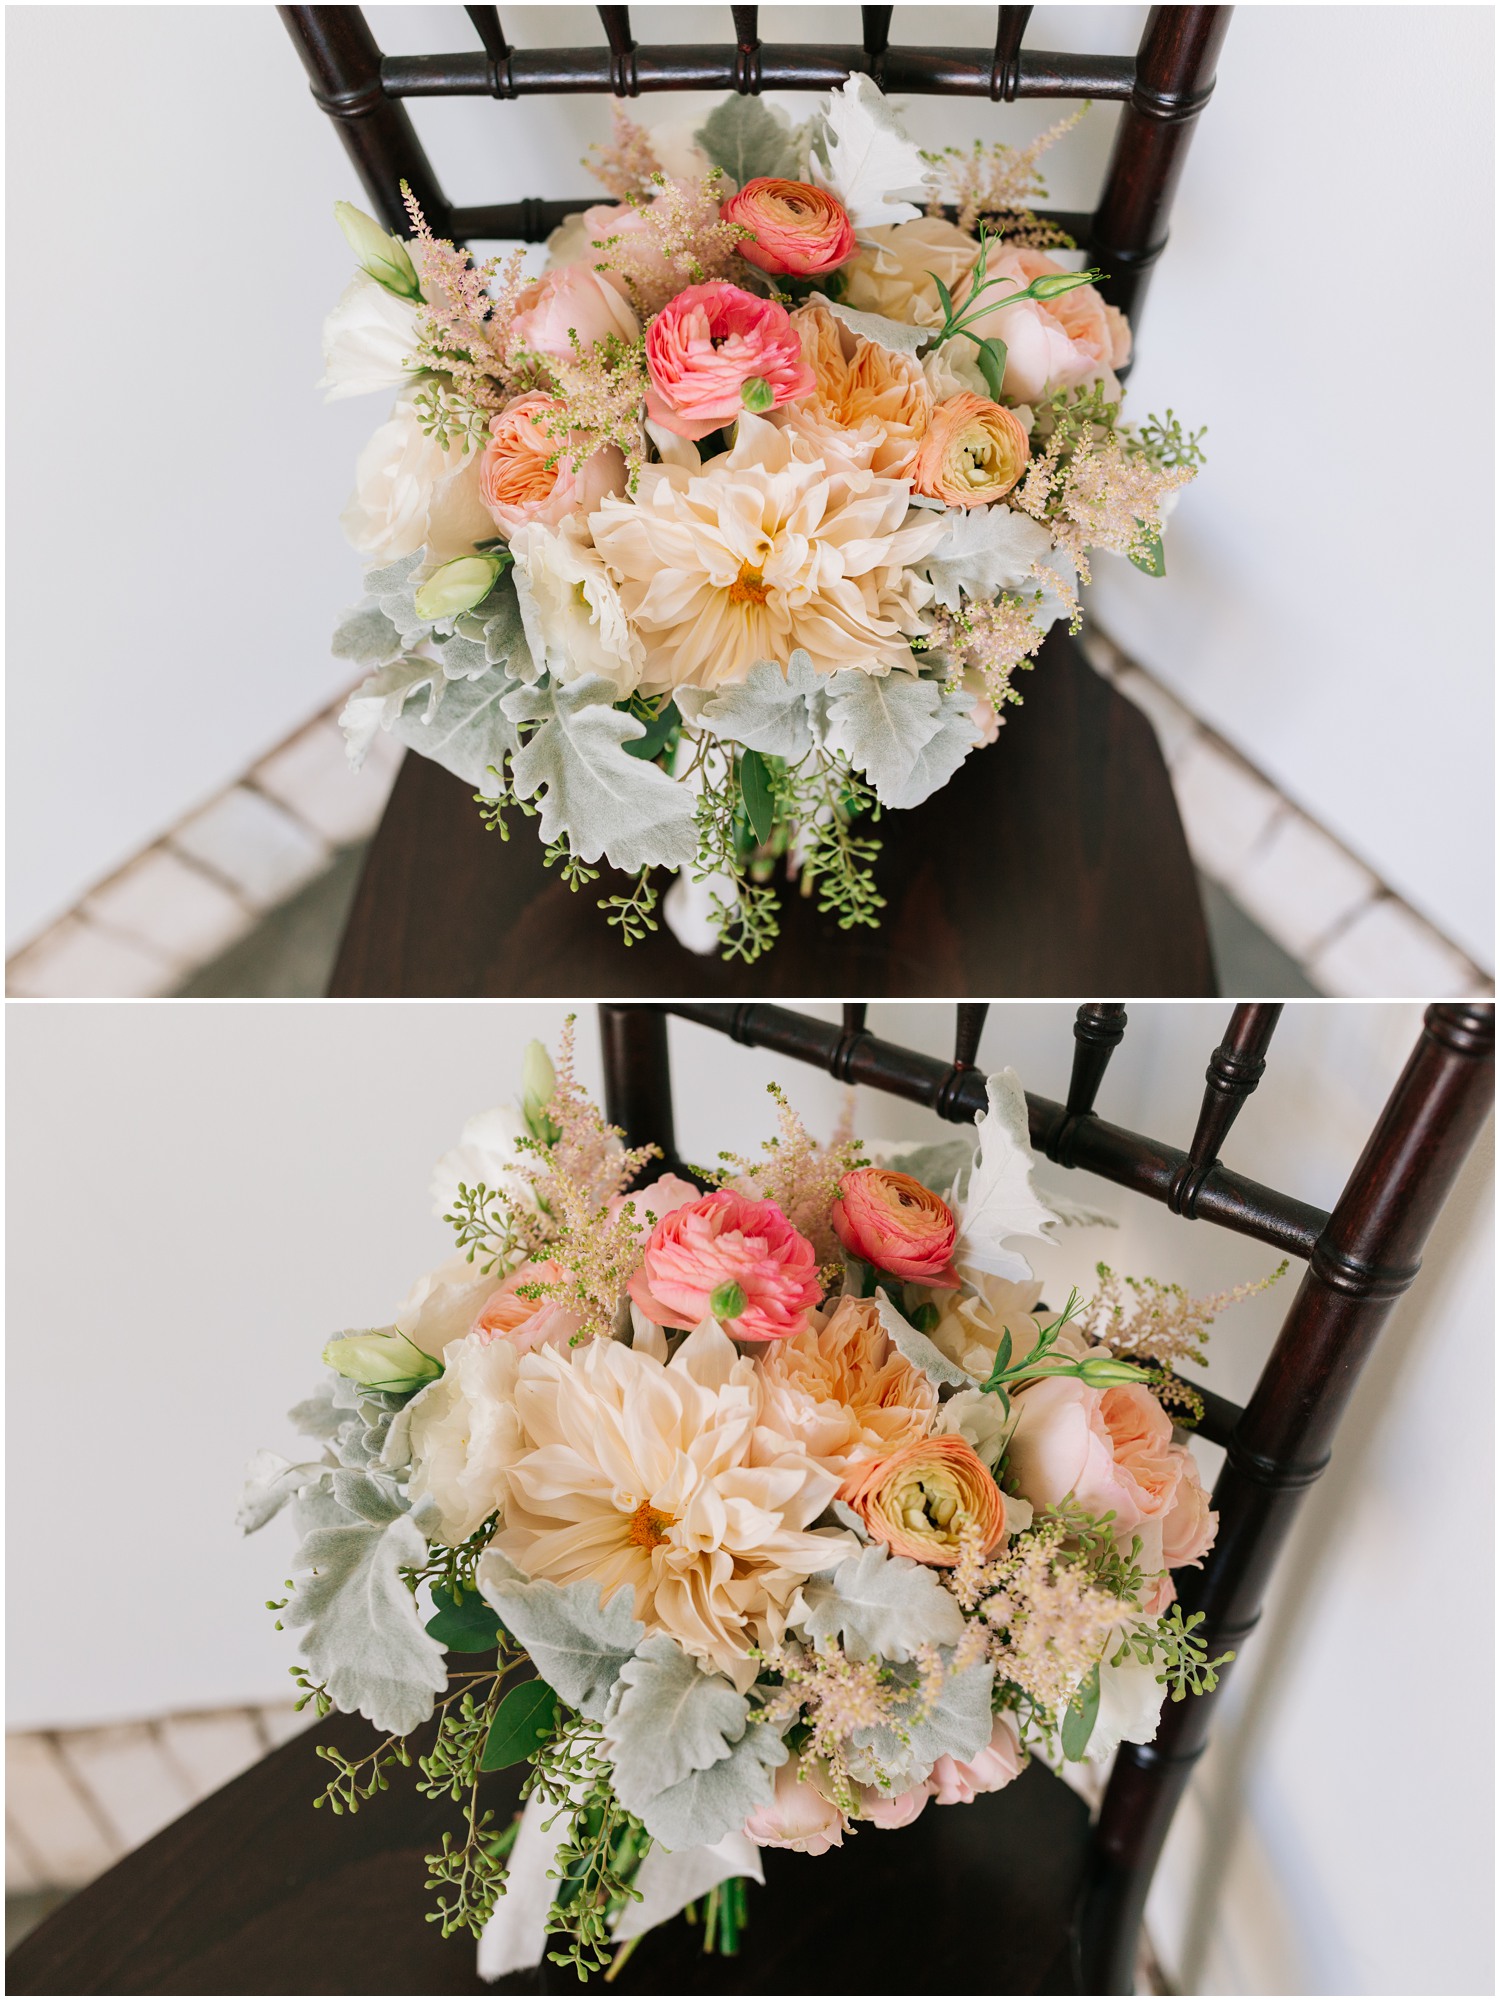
(727, 562), (772, 606)
(626, 1500), (677, 1550)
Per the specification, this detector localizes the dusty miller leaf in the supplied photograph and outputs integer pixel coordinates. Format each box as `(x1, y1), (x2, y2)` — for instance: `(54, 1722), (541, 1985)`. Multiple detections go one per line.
(874, 1288), (974, 1389)
(236, 1451), (330, 1534)
(281, 1468), (448, 1735)
(605, 1637), (750, 1812)
(954, 1069), (1060, 1282)
(635, 1720), (787, 1851)
(848, 1652), (995, 1787)
(886, 1136), (976, 1199)
(363, 549), (433, 648)
(332, 602), (405, 667)
(340, 657), (444, 768)
(681, 650), (827, 761)
(476, 1556), (644, 1720)
(921, 504), (1060, 613)
(794, 1544), (964, 1663)
(810, 294), (931, 357)
(694, 94), (802, 185)
(810, 74), (931, 228)
(503, 674), (699, 869)
(822, 670), (979, 809)
(395, 662), (522, 800)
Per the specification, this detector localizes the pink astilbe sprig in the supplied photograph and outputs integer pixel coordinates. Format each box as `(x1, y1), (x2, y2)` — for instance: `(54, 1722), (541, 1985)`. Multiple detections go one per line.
(584, 103), (665, 200)
(713, 1083), (869, 1275)
(973, 1519), (1126, 1715)
(1014, 428), (1194, 584)
(1082, 1259), (1289, 1372)
(543, 331), (651, 491)
(921, 593), (1047, 717)
(923, 105), (1088, 241)
(400, 185), (536, 412)
(593, 170), (754, 318)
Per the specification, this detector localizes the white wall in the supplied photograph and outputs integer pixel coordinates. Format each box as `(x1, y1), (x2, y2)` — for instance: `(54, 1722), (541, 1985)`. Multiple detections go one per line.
(7, 6), (1493, 965)
(6, 999), (1492, 1992)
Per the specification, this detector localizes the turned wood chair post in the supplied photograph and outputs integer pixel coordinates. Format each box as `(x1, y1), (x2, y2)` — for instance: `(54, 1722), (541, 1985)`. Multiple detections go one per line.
(600, 1002), (678, 1175)
(278, 4), (449, 235)
(1089, 5), (1233, 329)
(1073, 1001), (1496, 1991)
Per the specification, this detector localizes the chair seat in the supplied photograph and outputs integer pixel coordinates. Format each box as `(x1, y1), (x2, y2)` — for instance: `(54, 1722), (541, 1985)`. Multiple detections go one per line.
(5, 1693), (1088, 1996)
(328, 630), (1215, 997)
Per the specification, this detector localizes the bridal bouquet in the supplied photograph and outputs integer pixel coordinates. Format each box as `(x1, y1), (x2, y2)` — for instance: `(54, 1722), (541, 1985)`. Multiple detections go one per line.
(324, 78), (1202, 960)
(242, 1029), (1270, 1978)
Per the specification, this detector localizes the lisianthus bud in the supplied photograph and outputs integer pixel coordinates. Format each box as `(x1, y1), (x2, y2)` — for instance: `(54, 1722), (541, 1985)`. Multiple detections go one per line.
(334, 201), (421, 300)
(412, 553), (504, 621)
(520, 1040), (558, 1137)
(1028, 270), (1099, 301)
(1076, 1355), (1154, 1388)
(323, 1328), (442, 1393)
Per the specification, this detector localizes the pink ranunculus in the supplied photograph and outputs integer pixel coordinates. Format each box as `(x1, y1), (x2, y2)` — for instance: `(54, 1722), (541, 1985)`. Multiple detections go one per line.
(926, 1714), (1023, 1806)
(510, 263), (639, 360)
(644, 282), (815, 441)
(470, 1259), (582, 1354)
(478, 392), (627, 538)
(1160, 1445), (1217, 1567)
(626, 1188), (822, 1343)
(831, 1168), (961, 1285)
(743, 1763), (846, 1854)
(1004, 1370), (1181, 1536)
(957, 246), (1132, 404)
(721, 178), (857, 277)
(606, 1173), (702, 1240)
(856, 1782), (931, 1830)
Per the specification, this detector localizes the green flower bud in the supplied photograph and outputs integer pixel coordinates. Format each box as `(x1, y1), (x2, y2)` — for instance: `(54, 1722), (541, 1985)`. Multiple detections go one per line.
(413, 553), (504, 621)
(1028, 270), (1098, 302)
(740, 375), (775, 413)
(323, 1328), (441, 1394)
(1076, 1355), (1152, 1388)
(334, 201), (421, 300)
(521, 1039), (558, 1138)
(710, 1281), (748, 1321)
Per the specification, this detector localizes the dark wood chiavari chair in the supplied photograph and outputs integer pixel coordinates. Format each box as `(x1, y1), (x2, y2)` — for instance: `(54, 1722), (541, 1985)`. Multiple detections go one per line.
(8, 999), (1490, 1996)
(274, 4), (1229, 998)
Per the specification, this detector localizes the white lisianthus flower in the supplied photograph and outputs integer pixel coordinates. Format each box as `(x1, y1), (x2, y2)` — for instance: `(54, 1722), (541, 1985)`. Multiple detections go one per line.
(319, 270), (422, 402)
(341, 393), (495, 565)
(1085, 1632), (1168, 1761)
(428, 1102), (538, 1222)
(921, 340), (988, 403)
(393, 1330), (524, 1543)
(394, 1251), (508, 1353)
(509, 520), (644, 695)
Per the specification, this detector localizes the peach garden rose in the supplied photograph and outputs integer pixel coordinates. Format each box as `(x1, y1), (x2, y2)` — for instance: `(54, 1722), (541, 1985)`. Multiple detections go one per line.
(471, 1258), (582, 1354)
(953, 245), (1132, 403)
(832, 1168), (961, 1284)
(479, 392), (627, 537)
(1004, 1365), (1183, 1534)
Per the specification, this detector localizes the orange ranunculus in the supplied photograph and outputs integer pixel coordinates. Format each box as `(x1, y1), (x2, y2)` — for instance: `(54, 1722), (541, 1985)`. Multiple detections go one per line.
(845, 1434), (1006, 1566)
(723, 178), (857, 277)
(832, 1168), (960, 1285)
(908, 392), (1030, 507)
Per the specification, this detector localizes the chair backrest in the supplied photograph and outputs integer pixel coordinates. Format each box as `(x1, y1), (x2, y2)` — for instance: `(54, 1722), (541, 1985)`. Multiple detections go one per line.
(596, 999), (1494, 1992)
(279, 3), (1233, 336)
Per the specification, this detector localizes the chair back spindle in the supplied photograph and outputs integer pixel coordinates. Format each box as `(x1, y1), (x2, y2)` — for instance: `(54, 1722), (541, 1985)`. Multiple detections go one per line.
(598, 1000), (1493, 1992)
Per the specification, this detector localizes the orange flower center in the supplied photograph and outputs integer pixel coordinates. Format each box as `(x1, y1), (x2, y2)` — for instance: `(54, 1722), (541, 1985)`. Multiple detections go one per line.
(727, 563), (772, 605)
(626, 1500), (676, 1550)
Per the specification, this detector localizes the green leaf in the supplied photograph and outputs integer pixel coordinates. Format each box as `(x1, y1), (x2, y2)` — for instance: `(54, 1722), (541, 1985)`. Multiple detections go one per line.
(930, 271), (955, 324)
(426, 1582), (506, 1654)
(977, 336), (1008, 401)
(990, 1327), (1013, 1383)
(1062, 1661), (1101, 1761)
(1130, 527), (1166, 577)
(619, 698), (681, 764)
(480, 1678), (559, 1769)
(739, 749), (776, 845)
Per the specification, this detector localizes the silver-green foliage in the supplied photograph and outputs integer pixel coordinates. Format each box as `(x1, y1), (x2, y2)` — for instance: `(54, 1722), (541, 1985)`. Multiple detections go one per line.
(821, 669), (980, 809)
(694, 94), (805, 185)
(795, 1544), (966, 1663)
(476, 1556), (644, 1720)
(604, 1636), (751, 1813)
